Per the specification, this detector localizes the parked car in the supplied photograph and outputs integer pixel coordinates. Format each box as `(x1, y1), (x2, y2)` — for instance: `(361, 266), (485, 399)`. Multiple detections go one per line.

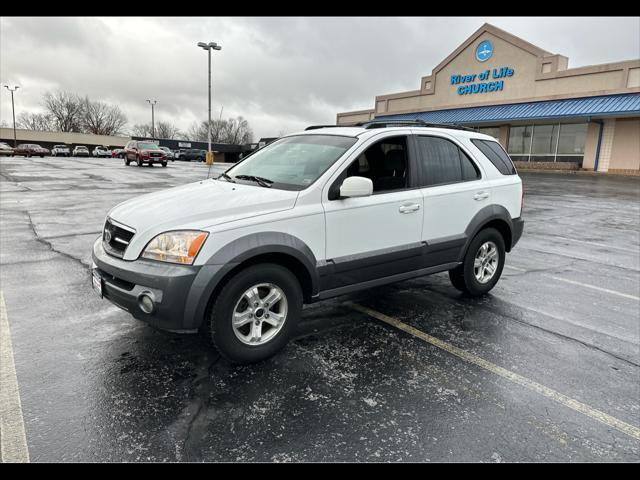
(177, 149), (206, 162)
(158, 146), (175, 161)
(51, 144), (71, 157)
(14, 144), (50, 157)
(111, 148), (125, 159)
(0, 142), (15, 156)
(123, 140), (167, 167)
(73, 146), (90, 157)
(92, 121), (524, 364)
(93, 146), (112, 158)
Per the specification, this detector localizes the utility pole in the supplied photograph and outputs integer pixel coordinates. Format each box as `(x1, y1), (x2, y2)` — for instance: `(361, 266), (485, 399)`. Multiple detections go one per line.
(4, 85), (19, 148)
(197, 41), (222, 164)
(146, 99), (157, 140)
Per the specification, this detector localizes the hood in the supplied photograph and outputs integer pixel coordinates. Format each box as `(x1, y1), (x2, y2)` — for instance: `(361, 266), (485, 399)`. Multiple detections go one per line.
(108, 179), (299, 248)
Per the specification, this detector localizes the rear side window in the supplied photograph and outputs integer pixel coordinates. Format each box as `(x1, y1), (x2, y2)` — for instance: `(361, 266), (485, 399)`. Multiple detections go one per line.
(416, 136), (480, 187)
(472, 139), (516, 175)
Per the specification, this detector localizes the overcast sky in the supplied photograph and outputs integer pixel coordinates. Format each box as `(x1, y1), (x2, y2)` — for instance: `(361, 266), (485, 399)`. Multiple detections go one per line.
(1, 16), (639, 140)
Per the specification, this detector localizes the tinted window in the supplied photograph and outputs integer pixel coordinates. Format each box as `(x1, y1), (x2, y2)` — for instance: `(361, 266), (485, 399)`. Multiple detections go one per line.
(472, 139), (516, 175)
(459, 149), (480, 181)
(416, 136), (479, 186)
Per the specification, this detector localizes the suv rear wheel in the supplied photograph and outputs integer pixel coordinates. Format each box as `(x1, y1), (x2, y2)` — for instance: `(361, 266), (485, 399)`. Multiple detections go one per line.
(449, 227), (505, 296)
(207, 263), (302, 364)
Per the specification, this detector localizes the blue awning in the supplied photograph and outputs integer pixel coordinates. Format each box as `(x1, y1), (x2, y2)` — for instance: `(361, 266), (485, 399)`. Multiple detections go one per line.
(376, 93), (640, 125)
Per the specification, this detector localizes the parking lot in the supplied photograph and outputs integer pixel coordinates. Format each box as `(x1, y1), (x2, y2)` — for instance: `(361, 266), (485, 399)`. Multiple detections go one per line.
(0, 156), (638, 462)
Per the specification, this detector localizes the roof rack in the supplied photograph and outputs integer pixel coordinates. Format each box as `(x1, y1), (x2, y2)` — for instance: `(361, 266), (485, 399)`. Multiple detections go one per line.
(356, 119), (476, 132)
(304, 125), (354, 131)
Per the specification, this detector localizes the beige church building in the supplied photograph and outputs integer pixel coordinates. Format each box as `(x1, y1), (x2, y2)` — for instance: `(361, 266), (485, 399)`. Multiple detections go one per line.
(337, 23), (640, 173)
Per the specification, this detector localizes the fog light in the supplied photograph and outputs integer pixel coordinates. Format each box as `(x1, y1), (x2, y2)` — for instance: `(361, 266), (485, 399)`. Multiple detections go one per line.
(138, 293), (155, 314)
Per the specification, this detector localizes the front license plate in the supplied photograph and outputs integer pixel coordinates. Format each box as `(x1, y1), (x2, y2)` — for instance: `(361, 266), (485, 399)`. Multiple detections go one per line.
(92, 269), (103, 298)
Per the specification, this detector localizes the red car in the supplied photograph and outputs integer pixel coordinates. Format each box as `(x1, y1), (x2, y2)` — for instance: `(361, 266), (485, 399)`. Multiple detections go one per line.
(123, 141), (167, 167)
(14, 143), (50, 158)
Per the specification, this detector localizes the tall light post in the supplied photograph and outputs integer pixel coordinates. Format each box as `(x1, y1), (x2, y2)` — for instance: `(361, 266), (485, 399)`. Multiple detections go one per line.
(4, 85), (19, 148)
(146, 99), (157, 140)
(197, 41), (221, 164)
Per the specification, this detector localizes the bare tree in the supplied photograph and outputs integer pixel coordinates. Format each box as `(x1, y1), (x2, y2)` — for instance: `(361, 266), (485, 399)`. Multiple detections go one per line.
(185, 116), (253, 144)
(155, 121), (183, 140)
(16, 112), (55, 131)
(81, 97), (127, 136)
(186, 121), (207, 142)
(131, 123), (153, 137)
(42, 91), (84, 132)
(222, 116), (253, 144)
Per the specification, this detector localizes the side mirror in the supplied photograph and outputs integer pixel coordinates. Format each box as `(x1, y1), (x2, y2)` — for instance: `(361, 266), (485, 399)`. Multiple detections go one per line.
(339, 176), (373, 198)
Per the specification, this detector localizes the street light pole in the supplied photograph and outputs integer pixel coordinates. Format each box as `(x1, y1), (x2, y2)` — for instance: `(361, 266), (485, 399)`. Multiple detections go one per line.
(4, 85), (20, 148)
(146, 99), (157, 140)
(197, 41), (221, 164)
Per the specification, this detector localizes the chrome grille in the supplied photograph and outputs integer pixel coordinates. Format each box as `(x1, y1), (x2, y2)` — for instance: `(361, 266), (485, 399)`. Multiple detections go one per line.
(103, 218), (135, 258)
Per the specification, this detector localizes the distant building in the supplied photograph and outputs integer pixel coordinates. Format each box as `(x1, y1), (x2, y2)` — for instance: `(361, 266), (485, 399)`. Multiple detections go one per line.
(337, 23), (640, 173)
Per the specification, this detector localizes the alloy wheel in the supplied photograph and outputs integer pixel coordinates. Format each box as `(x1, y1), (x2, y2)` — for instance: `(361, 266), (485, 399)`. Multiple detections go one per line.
(231, 283), (288, 346)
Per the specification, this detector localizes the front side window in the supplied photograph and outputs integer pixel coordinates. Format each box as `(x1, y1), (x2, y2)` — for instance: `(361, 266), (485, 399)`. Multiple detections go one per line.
(416, 136), (480, 186)
(340, 136), (409, 194)
(225, 135), (357, 191)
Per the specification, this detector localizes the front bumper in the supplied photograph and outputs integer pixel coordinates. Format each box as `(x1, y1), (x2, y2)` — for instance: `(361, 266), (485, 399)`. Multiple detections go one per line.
(92, 238), (201, 332)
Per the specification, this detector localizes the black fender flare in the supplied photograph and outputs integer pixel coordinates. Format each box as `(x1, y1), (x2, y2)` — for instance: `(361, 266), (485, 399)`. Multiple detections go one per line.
(182, 232), (319, 329)
(459, 205), (516, 261)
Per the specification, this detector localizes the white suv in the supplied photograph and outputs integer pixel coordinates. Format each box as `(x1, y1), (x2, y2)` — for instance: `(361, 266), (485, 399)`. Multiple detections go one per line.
(92, 121), (524, 363)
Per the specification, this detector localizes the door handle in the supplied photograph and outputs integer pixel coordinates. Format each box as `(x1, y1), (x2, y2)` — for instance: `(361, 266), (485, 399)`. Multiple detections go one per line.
(473, 191), (490, 201)
(399, 203), (420, 213)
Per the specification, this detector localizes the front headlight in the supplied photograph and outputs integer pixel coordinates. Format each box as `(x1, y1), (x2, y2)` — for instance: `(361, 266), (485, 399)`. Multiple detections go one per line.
(141, 231), (209, 265)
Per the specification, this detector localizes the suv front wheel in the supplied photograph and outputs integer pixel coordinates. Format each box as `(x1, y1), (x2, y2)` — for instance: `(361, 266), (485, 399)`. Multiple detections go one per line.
(207, 263), (302, 364)
(449, 227), (505, 296)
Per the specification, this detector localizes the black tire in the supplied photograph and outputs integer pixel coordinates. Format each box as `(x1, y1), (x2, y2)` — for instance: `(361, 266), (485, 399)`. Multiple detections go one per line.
(136, 156), (143, 167)
(448, 227), (505, 296)
(207, 263), (303, 364)
(197, 156), (203, 162)
(161, 162), (167, 167)
(124, 156), (130, 166)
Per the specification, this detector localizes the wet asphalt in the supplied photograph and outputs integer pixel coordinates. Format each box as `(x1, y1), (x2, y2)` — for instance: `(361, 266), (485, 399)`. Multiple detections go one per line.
(0, 156), (638, 462)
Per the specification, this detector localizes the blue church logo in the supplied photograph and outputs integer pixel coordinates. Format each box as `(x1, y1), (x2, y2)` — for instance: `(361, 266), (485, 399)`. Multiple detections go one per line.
(476, 40), (493, 62)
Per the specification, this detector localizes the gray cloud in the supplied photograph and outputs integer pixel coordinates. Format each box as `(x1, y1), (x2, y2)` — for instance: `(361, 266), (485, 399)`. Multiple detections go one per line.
(1, 16), (638, 140)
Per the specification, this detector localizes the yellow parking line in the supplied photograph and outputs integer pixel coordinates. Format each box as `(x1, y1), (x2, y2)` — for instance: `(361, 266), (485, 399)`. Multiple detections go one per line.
(349, 303), (640, 441)
(0, 291), (30, 463)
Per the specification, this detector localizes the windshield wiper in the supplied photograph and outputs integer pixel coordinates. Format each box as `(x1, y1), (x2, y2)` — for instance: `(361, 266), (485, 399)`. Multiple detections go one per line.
(218, 172), (236, 183)
(234, 174), (273, 188)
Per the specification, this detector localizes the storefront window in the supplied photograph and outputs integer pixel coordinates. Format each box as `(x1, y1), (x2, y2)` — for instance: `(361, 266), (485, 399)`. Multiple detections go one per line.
(477, 127), (500, 140)
(506, 122), (587, 165)
(557, 123), (588, 155)
(507, 126), (532, 155)
(531, 124), (559, 155)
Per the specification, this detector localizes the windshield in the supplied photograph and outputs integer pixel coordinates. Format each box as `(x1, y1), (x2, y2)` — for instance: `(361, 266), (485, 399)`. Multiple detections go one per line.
(138, 142), (159, 149)
(225, 135), (356, 190)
